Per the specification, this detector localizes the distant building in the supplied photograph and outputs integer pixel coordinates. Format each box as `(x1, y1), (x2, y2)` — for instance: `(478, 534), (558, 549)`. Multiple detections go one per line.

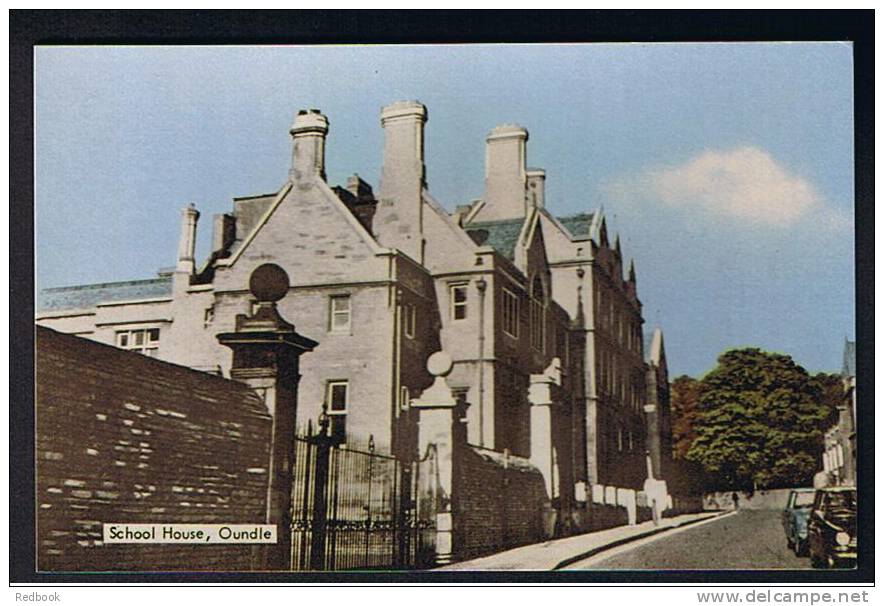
(37, 101), (669, 516)
(644, 327), (672, 480)
(822, 340), (856, 486)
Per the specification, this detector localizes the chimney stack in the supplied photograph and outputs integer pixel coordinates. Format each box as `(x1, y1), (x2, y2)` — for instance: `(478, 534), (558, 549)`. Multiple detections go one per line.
(176, 203), (200, 274)
(289, 109), (328, 182)
(379, 100), (427, 199)
(375, 100), (428, 262)
(480, 124), (529, 221)
(527, 168), (546, 210)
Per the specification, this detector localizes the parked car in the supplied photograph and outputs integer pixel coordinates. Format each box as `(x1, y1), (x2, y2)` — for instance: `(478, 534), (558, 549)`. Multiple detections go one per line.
(782, 488), (815, 556)
(808, 486), (857, 569)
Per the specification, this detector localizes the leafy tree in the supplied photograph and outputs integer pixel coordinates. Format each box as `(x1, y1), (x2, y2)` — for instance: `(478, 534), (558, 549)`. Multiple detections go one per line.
(686, 348), (831, 490)
(812, 371), (845, 428)
(670, 375), (700, 460)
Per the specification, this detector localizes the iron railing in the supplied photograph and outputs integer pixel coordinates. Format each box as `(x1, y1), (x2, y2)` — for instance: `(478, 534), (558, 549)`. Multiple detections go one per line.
(290, 416), (437, 571)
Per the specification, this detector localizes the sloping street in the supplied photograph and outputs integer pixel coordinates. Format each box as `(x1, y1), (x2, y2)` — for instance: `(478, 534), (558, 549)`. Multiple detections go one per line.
(564, 510), (807, 570)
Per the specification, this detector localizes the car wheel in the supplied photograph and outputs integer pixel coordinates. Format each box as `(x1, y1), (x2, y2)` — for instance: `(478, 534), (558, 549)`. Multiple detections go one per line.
(810, 549), (824, 569)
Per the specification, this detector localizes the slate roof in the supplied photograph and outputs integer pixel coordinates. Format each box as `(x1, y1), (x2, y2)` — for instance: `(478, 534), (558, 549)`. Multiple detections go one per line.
(842, 340), (856, 378)
(464, 218), (526, 260)
(463, 212), (595, 260)
(37, 277), (173, 313)
(556, 213), (594, 239)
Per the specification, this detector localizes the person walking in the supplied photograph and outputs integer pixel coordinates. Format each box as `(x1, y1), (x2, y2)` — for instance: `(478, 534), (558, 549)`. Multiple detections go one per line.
(731, 491), (740, 510)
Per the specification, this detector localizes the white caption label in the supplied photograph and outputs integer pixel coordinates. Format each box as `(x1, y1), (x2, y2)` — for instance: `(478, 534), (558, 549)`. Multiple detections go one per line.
(103, 524), (277, 544)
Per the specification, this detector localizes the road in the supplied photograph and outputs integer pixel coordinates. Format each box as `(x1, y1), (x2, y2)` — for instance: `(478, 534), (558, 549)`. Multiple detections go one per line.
(566, 510), (808, 570)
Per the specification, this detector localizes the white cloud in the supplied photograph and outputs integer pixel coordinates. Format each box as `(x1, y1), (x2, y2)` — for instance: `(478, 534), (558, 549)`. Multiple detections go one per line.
(609, 146), (844, 228)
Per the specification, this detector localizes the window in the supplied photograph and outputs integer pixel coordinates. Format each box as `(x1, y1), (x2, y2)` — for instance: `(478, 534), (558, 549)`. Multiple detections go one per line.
(203, 305), (215, 328)
(399, 386), (410, 411)
(326, 380), (349, 440)
(116, 328), (160, 357)
(617, 428), (623, 452)
(402, 303), (416, 338)
(502, 288), (519, 338)
(530, 276), (545, 351)
(329, 295), (351, 332)
(450, 283), (468, 321)
(598, 349), (605, 392)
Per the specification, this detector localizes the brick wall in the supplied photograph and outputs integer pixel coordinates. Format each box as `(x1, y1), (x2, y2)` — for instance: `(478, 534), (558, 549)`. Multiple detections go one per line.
(588, 502), (629, 530)
(455, 446), (549, 560)
(36, 326), (272, 571)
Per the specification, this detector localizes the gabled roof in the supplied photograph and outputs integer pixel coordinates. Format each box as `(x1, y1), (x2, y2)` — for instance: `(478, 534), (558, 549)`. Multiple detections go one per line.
(463, 211), (596, 261)
(463, 218), (526, 260)
(842, 340), (856, 378)
(37, 277), (173, 313)
(219, 178), (386, 269)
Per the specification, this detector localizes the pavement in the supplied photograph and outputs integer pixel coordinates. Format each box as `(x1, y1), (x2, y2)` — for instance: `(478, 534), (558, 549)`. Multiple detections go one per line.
(437, 510), (726, 571)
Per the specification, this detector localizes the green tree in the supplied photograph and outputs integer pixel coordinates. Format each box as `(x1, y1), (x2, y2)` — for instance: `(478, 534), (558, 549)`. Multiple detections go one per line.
(686, 348), (831, 490)
(812, 371), (845, 428)
(670, 375), (700, 460)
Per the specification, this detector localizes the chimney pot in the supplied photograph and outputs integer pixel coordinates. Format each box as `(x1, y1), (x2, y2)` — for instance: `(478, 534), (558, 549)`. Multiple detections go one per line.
(380, 100), (428, 125)
(289, 108), (329, 181)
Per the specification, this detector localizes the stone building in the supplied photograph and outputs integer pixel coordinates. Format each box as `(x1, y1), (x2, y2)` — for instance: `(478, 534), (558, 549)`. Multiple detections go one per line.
(644, 327), (672, 480)
(822, 340), (856, 486)
(37, 101), (664, 518)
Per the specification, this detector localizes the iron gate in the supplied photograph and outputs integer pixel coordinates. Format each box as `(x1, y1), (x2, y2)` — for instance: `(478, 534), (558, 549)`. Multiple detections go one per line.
(290, 418), (438, 570)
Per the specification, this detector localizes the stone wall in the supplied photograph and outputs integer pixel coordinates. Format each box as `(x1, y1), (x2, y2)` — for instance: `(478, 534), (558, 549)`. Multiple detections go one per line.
(456, 445), (550, 560)
(666, 494), (705, 516)
(36, 326), (272, 571)
(703, 488), (806, 511)
(586, 483), (655, 530)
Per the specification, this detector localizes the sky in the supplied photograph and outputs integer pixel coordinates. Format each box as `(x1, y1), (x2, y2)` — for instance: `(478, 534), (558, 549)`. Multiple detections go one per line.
(34, 43), (855, 378)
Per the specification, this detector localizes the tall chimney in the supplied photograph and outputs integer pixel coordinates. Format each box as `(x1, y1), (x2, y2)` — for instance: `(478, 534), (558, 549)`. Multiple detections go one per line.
(375, 100), (428, 262)
(480, 124), (528, 221)
(289, 109), (328, 182)
(176, 203), (200, 274)
(527, 168), (546, 210)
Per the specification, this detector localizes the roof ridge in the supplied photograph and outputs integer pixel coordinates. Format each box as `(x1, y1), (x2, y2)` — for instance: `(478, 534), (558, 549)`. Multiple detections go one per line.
(465, 217), (526, 226)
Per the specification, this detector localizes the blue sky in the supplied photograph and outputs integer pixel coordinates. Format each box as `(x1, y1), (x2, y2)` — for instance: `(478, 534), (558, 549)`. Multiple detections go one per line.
(34, 43), (855, 377)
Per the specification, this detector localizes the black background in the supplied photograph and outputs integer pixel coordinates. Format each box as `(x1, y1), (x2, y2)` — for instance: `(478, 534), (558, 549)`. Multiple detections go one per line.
(9, 9), (874, 585)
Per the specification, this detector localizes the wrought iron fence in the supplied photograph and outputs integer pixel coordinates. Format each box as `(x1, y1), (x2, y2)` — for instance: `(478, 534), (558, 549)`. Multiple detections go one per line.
(290, 417), (438, 571)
